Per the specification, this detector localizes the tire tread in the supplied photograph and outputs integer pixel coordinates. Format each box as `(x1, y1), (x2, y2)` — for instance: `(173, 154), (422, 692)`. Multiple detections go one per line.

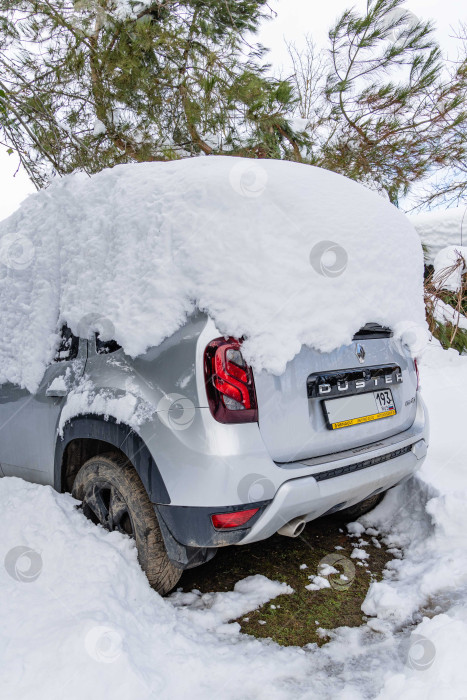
(72, 452), (181, 594)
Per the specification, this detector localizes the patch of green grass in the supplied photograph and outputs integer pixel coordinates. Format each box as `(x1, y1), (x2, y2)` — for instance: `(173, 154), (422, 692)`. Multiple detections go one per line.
(179, 514), (392, 647)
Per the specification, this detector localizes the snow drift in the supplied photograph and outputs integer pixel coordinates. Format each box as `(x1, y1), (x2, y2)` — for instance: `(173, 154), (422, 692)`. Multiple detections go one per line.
(410, 206), (467, 264)
(433, 245), (467, 293)
(0, 156), (426, 391)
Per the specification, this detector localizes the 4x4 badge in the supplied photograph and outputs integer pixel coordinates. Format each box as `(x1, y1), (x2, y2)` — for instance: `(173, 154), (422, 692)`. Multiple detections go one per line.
(356, 344), (365, 363)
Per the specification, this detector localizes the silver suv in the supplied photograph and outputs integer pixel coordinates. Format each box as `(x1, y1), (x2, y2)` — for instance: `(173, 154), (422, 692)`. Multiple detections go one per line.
(0, 313), (428, 593)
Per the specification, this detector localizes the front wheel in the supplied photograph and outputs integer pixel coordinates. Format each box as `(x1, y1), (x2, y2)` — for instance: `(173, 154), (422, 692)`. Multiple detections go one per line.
(72, 453), (181, 595)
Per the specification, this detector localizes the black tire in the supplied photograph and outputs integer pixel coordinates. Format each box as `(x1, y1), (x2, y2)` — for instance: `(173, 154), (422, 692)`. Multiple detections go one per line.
(337, 493), (384, 521)
(72, 452), (181, 595)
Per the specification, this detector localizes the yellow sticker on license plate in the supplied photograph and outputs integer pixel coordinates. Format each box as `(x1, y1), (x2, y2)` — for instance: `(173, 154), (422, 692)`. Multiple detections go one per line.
(331, 409), (396, 430)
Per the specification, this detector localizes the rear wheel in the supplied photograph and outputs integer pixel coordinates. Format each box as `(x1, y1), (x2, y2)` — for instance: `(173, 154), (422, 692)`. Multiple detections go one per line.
(337, 493), (384, 521)
(72, 453), (181, 594)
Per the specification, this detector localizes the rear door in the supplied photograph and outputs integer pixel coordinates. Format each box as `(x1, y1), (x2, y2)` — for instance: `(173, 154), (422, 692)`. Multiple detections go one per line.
(0, 327), (86, 484)
(254, 325), (418, 463)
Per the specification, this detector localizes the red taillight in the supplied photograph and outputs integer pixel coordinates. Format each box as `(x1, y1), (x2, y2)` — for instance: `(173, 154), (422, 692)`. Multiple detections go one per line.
(204, 338), (258, 423)
(414, 358), (420, 390)
(211, 508), (259, 529)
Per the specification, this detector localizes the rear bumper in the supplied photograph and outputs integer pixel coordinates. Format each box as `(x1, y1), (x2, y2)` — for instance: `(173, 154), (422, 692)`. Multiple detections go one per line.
(155, 394), (428, 559)
(239, 436), (427, 544)
(156, 435), (427, 563)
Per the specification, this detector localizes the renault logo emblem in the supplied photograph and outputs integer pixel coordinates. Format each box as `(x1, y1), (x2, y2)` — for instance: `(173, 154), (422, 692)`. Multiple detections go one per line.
(356, 344), (365, 364)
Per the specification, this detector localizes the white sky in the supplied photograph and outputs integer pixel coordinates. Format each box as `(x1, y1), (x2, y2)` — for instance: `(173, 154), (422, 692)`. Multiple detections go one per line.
(0, 0), (464, 221)
(260, 0), (463, 68)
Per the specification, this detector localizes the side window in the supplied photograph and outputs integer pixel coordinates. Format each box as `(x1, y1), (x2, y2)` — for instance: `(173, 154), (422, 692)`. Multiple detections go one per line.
(95, 334), (122, 355)
(55, 325), (79, 362)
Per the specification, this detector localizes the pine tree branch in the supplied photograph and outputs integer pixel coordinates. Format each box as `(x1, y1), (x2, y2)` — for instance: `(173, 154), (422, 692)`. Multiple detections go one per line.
(0, 78), (63, 174)
(274, 123), (302, 160)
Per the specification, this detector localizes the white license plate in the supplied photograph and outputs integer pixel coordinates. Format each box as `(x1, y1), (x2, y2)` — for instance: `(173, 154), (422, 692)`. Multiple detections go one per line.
(323, 389), (396, 430)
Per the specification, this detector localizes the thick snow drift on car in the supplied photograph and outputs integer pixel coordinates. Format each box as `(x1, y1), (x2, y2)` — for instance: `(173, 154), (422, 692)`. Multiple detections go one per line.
(0, 156), (426, 391)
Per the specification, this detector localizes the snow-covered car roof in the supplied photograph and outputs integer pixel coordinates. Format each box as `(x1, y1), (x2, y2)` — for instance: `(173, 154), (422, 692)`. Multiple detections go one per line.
(0, 156), (426, 391)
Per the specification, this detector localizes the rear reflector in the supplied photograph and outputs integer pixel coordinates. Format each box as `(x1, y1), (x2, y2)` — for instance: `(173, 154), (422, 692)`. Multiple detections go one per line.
(211, 508), (259, 529)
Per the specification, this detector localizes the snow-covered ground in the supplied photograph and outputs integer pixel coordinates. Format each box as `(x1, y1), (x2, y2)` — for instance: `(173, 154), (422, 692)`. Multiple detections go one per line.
(1, 340), (466, 699)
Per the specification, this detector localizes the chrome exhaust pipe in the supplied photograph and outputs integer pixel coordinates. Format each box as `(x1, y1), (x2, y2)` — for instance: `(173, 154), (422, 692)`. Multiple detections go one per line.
(277, 517), (306, 538)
